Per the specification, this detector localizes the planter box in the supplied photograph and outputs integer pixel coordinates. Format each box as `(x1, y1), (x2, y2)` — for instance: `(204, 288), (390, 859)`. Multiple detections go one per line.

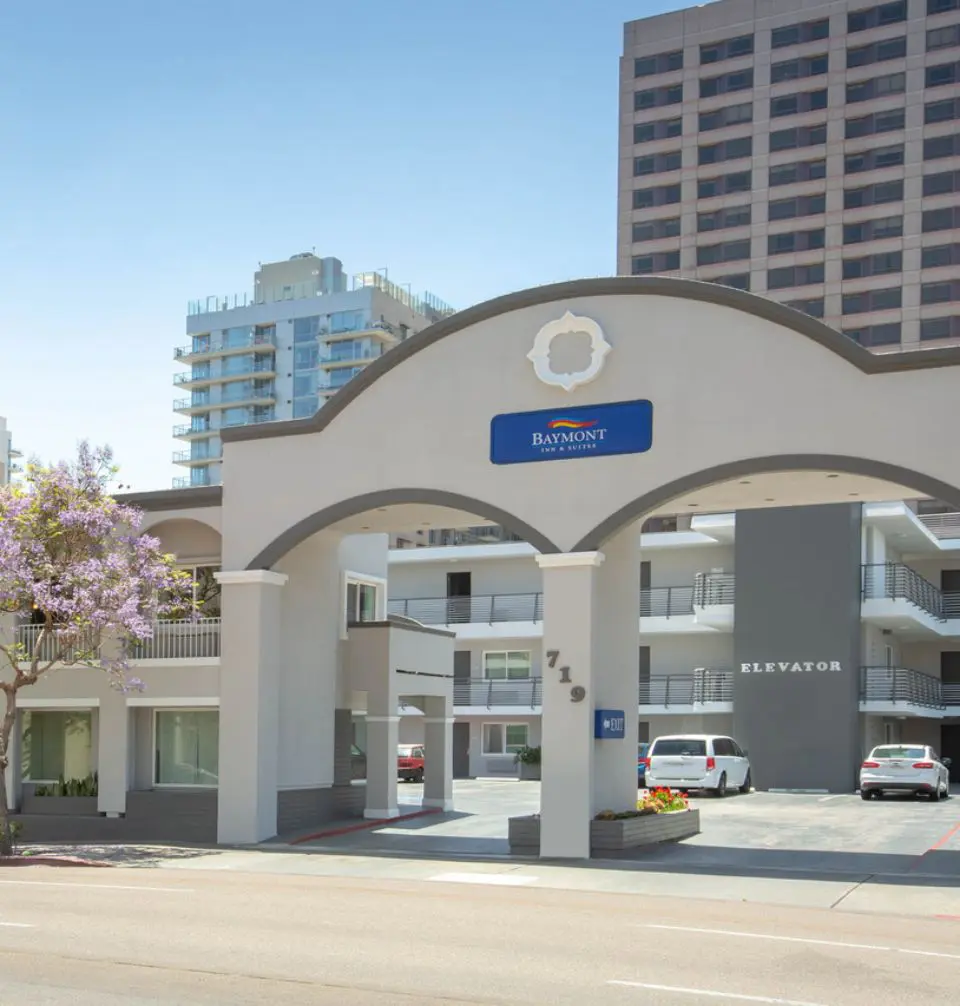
(508, 808), (700, 856)
(518, 763), (541, 781)
(21, 794), (99, 817)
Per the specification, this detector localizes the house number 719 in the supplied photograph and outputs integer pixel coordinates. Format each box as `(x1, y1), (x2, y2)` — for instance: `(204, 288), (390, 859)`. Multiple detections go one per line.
(546, 649), (584, 701)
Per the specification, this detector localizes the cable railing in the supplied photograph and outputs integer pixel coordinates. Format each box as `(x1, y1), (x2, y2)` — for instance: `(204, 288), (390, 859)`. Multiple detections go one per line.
(860, 667), (947, 710)
(639, 669), (734, 706)
(693, 572), (736, 606)
(387, 594), (543, 624)
(454, 677), (542, 708)
(917, 512), (960, 539)
(861, 563), (956, 620)
(640, 586), (694, 617)
(944, 682), (960, 706)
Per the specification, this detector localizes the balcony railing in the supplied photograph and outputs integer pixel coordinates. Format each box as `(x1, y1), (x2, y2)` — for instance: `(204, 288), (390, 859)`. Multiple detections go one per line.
(14, 619), (221, 663)
(175, 332), (277, 358)
(861, 562), (960, 620)
(425, 526), (524, 547)
(639, 670), (734, 706)
(917, 512), (960, 539)
(14, 625), (99, 664)
(454, 677), (542, 708)
(860, 666), (947, 709)
(173, 474), (214, 489)
(387, 594), (543, 624)
(173, 450), (219, 464)
(173, 422), (212, 437)
(640, 586), (694, 617)
(694, 572), (736, 606)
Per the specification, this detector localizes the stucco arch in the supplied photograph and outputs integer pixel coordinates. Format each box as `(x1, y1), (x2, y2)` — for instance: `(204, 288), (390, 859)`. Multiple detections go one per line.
(245, 489), (560, 569)
(144, 517), (222, 564)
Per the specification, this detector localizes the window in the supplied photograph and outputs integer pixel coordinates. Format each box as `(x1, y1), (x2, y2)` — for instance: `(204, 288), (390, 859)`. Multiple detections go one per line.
(633, 183), (682, 209)
(698, 102), (753, 131)
(923, 206), (960, 232)
(922, 243), (960, 268)
(631, 250), (681, 274)
(844, 144), (905, 173)
(848, 1), (907, 31)
(294, 343), (319, 370)
(293, 396), (318, 419)
(21, 711), (92, 782)
(345, 579), (379, 625)
(842, 287), (903, 314)
(635, 83), (683, 110)
(769, 158), (826, 186)
(922, 280), (960, 304)
(632, 217), (682, 242)
(771, 18), (830, 48)
(928, 24), (960, 51)
(846, 71), (905, 103)
(844, 323), (902, 346)
(293, 316), (322, 343)
(697, 204), (751, 232)
(482, 723), (528, 756)
(168, 565), (221, 618)
(844, 215), (903, 243)
(928, 0), (960, 12)
(770, 89), (827, 118)
(784, 297), (825, 318)
(847, 36), (906, 68)
(634, 117), (682, 143)
(697, 239), (751, 265)
(698, 136), (753, 165)
(634, 150), (682, 175)
(843, 179), (903, 209)
(698, 171), (751, 198)
(923, 169), (960, 196)
(711, 273), (751, 290)
(155, 710), (219, 787)
(651, 738), (707, 756)
(769, 122), (827, 151)
(767, 263), (825, 289)
(921, 315), (960, 340)
(767, 228), (826, 255)
(927, 61), (960, 87)
(770, 53), (829, 82)
(925, 134), (960, 160)
(483, 651), (532, 680)
(768, 193), (827, 220)
(701, 34), (754, 64)
(845, 107), (905, 138)
(925, 97), (960, 124)
(842, 250), (903, 279)
(634, 50), (683, 76)
(700, 68), (754, 98)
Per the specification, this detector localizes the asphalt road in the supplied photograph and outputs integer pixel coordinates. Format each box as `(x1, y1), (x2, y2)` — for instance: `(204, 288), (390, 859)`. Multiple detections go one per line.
(1, 867), (958, 1004)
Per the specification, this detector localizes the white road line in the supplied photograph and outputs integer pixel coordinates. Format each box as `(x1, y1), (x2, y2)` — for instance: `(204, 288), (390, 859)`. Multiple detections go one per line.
(429, 872), (536, 887)
(608, 981), (826, 1004)
(0, 879), (193, 893)
(643, 924), (960, 962)
(0, 922), (35, 928)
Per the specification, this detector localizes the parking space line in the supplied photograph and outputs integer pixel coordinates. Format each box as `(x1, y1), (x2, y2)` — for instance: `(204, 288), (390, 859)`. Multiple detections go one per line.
(607, 980), (827, 1004)
(928, 820), (960, 853)
(0, 879), (193, 893)
(642, 924), (960, 961)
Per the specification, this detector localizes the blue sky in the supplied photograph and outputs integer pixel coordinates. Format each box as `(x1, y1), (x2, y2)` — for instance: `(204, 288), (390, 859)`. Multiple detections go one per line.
(1, 0), (679, 491)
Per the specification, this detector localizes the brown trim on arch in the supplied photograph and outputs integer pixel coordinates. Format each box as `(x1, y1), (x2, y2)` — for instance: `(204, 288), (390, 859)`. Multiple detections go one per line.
(245, 489), (560, 569)
(221, 276), (960, 446)
(117, 486), (223, 512)
(573, 455), (960, 552)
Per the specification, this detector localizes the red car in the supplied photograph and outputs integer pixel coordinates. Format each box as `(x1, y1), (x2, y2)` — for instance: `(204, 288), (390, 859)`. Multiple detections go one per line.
(398, 744), (425, 782)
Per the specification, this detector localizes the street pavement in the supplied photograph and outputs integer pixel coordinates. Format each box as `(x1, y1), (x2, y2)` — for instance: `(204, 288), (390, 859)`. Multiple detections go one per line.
(1, 865), (959, 1003)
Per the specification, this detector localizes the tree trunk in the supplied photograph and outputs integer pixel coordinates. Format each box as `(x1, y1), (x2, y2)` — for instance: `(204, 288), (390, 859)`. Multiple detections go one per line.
(0, 687), (17, 856)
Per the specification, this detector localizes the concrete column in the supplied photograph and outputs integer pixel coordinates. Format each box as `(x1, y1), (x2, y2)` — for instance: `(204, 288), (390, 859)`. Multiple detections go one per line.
(422, 695), (453, 811)
(535, 552), (604, 859)
(332, 708), (354, 786)
(97, 690), (130, 816)
(364, 714), (399, 819)
(215, 570), (288, 844)
(592, 525), (641, 815)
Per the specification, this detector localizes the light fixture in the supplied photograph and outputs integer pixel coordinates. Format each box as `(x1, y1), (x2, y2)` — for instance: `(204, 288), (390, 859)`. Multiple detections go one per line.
(826, 474), (839, 479)
(360, 525), (370, 530)
(849, 493), (859, 497)
(765, 497), (775, 502)
(739, 480), (751, 485)
(687, 503), (699, 507)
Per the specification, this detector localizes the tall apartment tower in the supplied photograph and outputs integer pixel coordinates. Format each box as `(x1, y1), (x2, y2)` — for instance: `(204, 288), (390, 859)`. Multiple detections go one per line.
(0, 416), (20, 485)
(618, 0), (960, 351)
(172, 254), (454, 489)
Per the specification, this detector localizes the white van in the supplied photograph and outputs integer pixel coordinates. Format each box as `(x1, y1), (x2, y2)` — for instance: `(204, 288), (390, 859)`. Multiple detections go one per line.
(645, 734), (752, 795)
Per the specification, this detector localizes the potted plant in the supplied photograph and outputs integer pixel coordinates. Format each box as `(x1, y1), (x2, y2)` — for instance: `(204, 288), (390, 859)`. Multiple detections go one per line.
(514, 744), (541, 781)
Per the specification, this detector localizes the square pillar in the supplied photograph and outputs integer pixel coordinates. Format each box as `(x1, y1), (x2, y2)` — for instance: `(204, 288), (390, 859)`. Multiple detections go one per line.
(97, 690), (130, 817)
(422, 696), (454, 811)
(536, 552), (604, 859)
(364, 714), (399, 819)
(215, 570), (288, 844)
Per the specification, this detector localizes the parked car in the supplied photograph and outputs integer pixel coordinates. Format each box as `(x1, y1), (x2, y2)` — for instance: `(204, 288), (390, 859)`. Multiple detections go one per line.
(860, 745), (951, 801)
(637, 742), (650, 784)
(350, 744), (366, 781)
(398, 744), (425, 783)
(644, 734), (751, 796)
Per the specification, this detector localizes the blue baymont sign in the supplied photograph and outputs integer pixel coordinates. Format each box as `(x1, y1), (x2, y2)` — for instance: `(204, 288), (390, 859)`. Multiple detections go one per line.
(490, 399), (653, 465)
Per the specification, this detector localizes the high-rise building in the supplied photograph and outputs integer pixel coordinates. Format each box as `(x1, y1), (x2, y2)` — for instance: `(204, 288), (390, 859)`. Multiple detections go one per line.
(618, 0), (960, 351)
(172, 254), (454, 488)
(0, 416), (21, 486)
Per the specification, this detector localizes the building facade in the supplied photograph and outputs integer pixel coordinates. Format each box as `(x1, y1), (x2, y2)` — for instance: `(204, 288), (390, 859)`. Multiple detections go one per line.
(0, 416), (21, 486)
(618, 0), (960, 350)
(173, 254), (453, 488)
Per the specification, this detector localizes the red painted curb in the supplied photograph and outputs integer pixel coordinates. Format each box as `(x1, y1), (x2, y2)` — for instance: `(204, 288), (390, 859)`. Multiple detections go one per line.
(290, 807), (441, 845)
(0, 856), (114, 868)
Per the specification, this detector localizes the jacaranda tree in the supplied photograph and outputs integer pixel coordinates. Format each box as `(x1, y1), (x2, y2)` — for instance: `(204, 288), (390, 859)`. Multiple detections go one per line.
(0, 444), (191, 855)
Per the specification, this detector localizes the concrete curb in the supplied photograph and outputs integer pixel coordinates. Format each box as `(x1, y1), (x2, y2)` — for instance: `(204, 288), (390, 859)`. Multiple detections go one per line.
(289, 807), (442, 845)
(0, 855), (114, 868)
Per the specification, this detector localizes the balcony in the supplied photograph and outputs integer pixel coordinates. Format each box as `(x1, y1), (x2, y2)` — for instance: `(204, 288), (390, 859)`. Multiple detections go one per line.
(172, 450), (220, 466)
(15, 619), (221, 664)
(174, 331), (277, 363)
(173, 397), (212, 415)
(173, 370), (216, 389)
(917, 511), (960, 540)
(859, 666), (960, 716)
(173, 473), (214, 489)
(639, 670), (734, 712)
(321, 343), (385, 367)
(640, 573), (735, 634)
(454, 677), (542, 709)
(387, 594), (543, 639)
(861, 563), (960, 636)
(172, 422), (213, 439)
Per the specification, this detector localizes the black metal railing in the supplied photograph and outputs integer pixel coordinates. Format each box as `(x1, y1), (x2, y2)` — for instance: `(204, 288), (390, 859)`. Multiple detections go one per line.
(861, 563), (947, 620)
(387, 593), (543, 625)
(693, 572), (736, 606)
(639, 669), (733, 706)
(640, 586), (694, 617)
(944, 682), (960, 706)
(453, 677), (542, 708)
(859, 667), (946, 710)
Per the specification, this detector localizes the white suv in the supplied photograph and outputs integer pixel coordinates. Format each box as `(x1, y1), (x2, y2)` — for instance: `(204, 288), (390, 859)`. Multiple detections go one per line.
(645, 734), (752, 796)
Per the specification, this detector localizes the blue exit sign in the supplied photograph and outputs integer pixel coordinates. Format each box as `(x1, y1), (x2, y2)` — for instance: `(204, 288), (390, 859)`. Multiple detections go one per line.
(594, 709), (626, 740)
